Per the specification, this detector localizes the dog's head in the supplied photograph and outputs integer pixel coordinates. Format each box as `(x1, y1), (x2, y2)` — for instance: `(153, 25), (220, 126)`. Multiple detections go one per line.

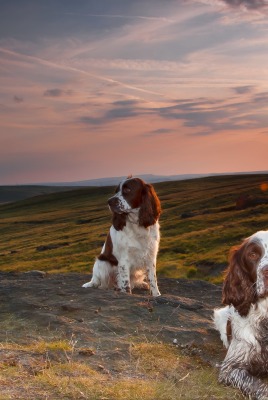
(108, 177), (161, 230)
(222, 230), (268, 316)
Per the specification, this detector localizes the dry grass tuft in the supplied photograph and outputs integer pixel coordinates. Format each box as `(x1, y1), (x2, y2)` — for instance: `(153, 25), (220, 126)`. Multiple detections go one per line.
(0, 338), (243, 399)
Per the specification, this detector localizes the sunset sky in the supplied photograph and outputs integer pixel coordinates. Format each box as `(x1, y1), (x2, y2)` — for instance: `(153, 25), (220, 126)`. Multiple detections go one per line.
(1, 0), (268, 184)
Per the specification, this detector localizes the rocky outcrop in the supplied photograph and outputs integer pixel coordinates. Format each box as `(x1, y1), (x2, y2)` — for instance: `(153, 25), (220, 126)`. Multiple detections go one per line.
(0, 272), (225, 372)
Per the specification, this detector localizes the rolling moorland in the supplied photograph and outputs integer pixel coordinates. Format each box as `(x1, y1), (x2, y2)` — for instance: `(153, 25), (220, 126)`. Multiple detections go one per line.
(1, 174), (268, 281)
(0, 185), (74, 204)
(1, 174), (268, 399)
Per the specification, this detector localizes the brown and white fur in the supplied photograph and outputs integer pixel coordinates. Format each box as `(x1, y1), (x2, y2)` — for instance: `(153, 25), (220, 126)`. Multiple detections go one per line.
(82, 177), (161, 296)
(214, 230), (268, 400)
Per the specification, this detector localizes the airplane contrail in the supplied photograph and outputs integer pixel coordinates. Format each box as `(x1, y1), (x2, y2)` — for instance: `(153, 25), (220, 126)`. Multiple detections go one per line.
(65, 12), (175, 22)
(0, 47), (165, 97)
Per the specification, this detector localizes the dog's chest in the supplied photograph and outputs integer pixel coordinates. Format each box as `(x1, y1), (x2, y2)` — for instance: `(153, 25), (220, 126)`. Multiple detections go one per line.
(232, 299), (268, 354)
(111, 221), (159, 260)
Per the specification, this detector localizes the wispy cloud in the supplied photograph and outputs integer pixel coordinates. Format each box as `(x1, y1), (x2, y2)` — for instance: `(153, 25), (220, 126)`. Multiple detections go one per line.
(143, 128), (174, 137)
(232, 85), (255, 94)
(79, 93), (268, 137)
(13, 95), (23, 103)
(253, 91), (268, 103)
(43, 88), (73, 97)
(197, 0), (268, 11)
(79, 108), (139, 125)
(220, 0), (267, 10)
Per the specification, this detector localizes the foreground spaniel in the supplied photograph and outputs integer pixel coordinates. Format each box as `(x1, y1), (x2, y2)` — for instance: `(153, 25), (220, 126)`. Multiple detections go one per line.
(82, 177), (161, 296)
(214, 230), (268, 400)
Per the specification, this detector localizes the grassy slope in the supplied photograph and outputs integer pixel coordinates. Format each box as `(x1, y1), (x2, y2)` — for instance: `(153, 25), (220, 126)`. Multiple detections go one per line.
(0, 185), (74, 204)
(0, 174), (268, 281)
(1, 175), (263, 399)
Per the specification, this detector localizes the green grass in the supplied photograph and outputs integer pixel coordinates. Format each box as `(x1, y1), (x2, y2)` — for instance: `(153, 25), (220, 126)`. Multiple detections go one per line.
(1, 174), (268, 281)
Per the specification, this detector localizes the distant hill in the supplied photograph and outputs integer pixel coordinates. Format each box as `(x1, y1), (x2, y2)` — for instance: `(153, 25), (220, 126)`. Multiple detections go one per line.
(36, 171), (268, 187)
(1, 171), (267, 204)
(43, 173), (210, 186)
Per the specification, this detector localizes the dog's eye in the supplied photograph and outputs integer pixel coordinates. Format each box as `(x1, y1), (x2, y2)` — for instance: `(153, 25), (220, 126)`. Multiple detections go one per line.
(123, 187), (131, 194)
(249, 252), (259, 260)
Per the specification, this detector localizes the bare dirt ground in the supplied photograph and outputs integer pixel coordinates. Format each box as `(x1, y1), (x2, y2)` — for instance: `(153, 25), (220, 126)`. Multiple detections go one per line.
(0, 271), (226, 374)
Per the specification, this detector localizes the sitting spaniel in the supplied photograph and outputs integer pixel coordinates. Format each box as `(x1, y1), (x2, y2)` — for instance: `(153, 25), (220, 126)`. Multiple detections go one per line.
(82, 177), (161, 296)
(214, 230), (268, 400)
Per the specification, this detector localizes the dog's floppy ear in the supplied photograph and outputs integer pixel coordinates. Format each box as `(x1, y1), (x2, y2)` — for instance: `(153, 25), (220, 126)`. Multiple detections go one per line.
(139, 184), (161, 228)
(222, 243), (257, 317)
(98, 232), (118, 266)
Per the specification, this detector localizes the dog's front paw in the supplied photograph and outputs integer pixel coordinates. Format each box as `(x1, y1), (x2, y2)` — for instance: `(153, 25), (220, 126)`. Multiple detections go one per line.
(151, 289), (161, 297)
(82, 281), (95, 288)
(115, 286), (131, 294)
